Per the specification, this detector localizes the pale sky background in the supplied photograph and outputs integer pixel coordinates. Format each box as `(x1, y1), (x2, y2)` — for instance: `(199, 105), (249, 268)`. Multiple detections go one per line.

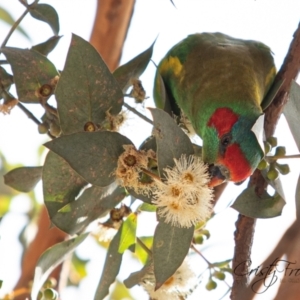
(0, 0), (300, 299)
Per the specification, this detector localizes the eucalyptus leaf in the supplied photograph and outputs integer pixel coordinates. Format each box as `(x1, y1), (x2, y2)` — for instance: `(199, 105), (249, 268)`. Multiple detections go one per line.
(149, 108), (194, 175)
(31, 35), (62, 56)
(31, 233), (89, 300)
(56, 34), (123, 135)
(1, 47), (58, 103)
(113, 40), (155, 93)
(153, 220), (194, 289)
(43, 151), (87, 220)
(231, 186), (285, 218)
(52, 183), (126, 235)
(94, 227), (123, 300)
(4, 166), (42, 192)
(118, 213), (137, 253)
(283, 80), (300, 151)
(139, 202), (156, 212)
(0, 66), (14, 93)
(0, 6), (30, 40)
(124, 260), (152, 288)
(29, 3), (59, 35)
(44, 131), (133, 187)
(126, 187), (153, 204)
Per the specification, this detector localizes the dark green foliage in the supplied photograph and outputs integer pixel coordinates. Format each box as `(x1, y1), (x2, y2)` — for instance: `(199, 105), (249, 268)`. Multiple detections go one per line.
(4, 166), (42, 192)
(231, 186), (285, 218)
(153, 219), (194, 289)
(94, 227), (123, 300)
(113, 40), (155, 93)
(31, 36), (62, 56)
(31, 233), (89, 300)
(29, 3), (59, 35)
(44, 131), (133, 187)
(55, 34), (123, 135)
(1, 47), (58, 103)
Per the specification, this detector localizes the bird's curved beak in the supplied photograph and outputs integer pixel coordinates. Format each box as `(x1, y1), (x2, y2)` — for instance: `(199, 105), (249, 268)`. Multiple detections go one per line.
(208, 164), (227, 187)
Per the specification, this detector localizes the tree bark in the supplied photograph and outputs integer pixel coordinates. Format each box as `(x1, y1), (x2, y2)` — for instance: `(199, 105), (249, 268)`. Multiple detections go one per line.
(230, 21), (300, 300)
(90, 0), (135, 71)
(13, 206), (67, 300)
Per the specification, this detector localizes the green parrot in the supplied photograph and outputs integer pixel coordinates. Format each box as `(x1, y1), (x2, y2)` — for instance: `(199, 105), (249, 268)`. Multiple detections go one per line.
(153, 32), (276, 186)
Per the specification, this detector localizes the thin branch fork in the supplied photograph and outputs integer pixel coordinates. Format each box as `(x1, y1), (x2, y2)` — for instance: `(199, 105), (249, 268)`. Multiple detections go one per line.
(231, 21), (300, 300)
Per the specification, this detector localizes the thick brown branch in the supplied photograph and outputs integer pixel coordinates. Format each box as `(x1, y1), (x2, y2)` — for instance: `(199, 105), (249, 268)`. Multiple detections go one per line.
(90, 0), (135, 71)
(264, 21), (300, 138)
(231, 22), (300, 299)
(14, 206), (67, 300)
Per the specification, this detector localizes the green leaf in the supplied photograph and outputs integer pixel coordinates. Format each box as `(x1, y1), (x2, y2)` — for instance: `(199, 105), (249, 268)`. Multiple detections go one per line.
(109, 280), (134, 300)
(284, 80), (300, 151)
(94, 227), (123, 300)
(31, 233), (89, 300)
(44, 131), (133, 187)
(43, 151), (87, 220)
(56, 34), (123, 135)
(4, 166), (42, 192)
(212, 259), (232, 268)
(70, 252), (90, 286)
(113, 40), (155, 93)
(149, 108), (194, 175)
(0, 6), (30, 40)
(231, 186), (286, 218)
(118, 213), (137, 253)
(29, 3), (59, 35)
(124, 260), (152, 288)
(31, 35), (62, 56)
(0, 66), (14, 94)
(126, 187), (153, 204)
(139, 202), (156, 212)
(295, 174), (300, 220)
(153, 220), (194, 289)
(1, 47), (58, 103)
(52, 184), (126, 235)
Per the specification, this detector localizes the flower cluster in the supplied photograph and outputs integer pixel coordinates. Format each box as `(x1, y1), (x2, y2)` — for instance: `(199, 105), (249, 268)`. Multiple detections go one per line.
(115, 144), (156, 194)
(152, 155), (213, 228)
(141, 260), (196, 300)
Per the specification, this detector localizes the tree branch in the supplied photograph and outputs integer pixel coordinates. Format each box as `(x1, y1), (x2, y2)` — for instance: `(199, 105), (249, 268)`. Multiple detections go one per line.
(230, 21), (300, 300)
(90, 0), (135, 71)
(13, 206), (67, 300)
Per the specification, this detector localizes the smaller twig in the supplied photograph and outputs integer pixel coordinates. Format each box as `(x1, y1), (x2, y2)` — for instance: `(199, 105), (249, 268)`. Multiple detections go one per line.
(140, 167), (161, 182)
(266, 154), (300, 161)
(136, 237), (152, 256)
(0, 60), (9, 65)
(191, 244), (213, 267)
(1, 9), (29, 49)
(17, 102), (41, 125)
(123, 102), (153, 125)
(191, 244), (232, 289)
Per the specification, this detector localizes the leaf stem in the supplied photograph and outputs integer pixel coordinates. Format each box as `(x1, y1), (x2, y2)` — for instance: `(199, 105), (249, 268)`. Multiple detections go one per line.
(136, 237), (152, 256)
(266, 154), (300, 161)
(17, 102), (41, 125)
(123, 102), (153, 125)
(140, 167), (161, 182)
(1, 9), (29, 49)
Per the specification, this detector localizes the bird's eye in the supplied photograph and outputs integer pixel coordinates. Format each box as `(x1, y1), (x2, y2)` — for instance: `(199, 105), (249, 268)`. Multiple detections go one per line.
(221, 134), (232, 147)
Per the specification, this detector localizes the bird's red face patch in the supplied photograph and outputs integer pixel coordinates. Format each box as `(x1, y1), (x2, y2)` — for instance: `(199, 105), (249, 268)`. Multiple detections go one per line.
(219, 143), (252, 182)
(208, 108), (239, 137)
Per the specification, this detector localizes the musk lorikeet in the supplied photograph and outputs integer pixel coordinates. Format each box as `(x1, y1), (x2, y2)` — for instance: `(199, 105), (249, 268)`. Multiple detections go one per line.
(153, 32), (276, 186)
